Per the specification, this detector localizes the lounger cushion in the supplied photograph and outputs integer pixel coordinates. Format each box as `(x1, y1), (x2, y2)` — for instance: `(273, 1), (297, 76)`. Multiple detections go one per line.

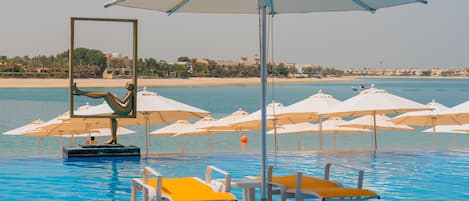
(145, 177), (237, 201)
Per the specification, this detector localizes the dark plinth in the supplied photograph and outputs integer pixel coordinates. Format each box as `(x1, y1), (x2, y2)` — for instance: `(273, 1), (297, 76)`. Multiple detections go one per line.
(63, 144), (140, 158)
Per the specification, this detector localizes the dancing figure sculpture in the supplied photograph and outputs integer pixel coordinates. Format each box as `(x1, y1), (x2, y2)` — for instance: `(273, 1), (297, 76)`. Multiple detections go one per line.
(72, 82), (135, 144)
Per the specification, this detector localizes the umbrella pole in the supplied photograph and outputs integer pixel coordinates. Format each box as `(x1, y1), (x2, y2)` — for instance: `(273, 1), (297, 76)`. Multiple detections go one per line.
(373, 112), (377, 151)
(296, 133), (301, 151)
(432, 124), (436, 149)
(453, 133), (457, 147)
(60, 136), (63, 149)
(431, 119), (436, 149)
(333, 132), (337, 150)
(319, 118), (323, 151)
(36, 136), (41, 155)
(259, 0), (268, 200)
(273, 120), (278, 166)
(145, 114), (150, 157)
(208, 134), (212, 153)
(178, 136), (184, 153)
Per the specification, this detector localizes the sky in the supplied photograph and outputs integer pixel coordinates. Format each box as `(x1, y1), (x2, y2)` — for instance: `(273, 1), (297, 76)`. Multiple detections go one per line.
(1, 0), (468, 68)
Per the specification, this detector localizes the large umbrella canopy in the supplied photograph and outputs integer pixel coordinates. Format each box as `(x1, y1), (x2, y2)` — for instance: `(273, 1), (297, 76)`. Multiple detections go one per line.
(268, 118), (370, 150)
(106, 0), (426, 14)
(320, 85), (430, 118)
(175, 115), (218, 136)
(437, 100), (469, 124)
(277, 89), (341, 150)
(341, 114), (414, 131)
(150, 119), (193, 153)
(320, 85), (429, 150)
(200, 108), (250, 132)
(391, 99), (455, 126)
(268, 119), (370, 134)
(3, 119), (44, 135)
(391, 100), (456, 147)
(27, 127), (135, 137)
(230, 101), (299, 130)
(422, 125), (468, 134)
(174, 115), (219, 152)
(150, 120), (192, 136)
(278, 89), (341, 121)
(118, 87), (210, 125)
(33, 103), (117, 135)
(423, 124), (469, 146)
(105, 1), (427, 199)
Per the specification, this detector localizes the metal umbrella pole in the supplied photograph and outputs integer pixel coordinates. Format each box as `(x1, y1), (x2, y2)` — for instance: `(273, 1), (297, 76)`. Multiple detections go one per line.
(259, 0), (268, 200)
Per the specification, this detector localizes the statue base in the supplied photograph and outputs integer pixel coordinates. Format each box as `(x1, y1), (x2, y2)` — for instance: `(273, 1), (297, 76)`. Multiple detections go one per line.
(63, 144), (141, 158)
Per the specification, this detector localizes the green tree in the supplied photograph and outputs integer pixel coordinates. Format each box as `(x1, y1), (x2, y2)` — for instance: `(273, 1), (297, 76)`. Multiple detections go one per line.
(177, 56), (190, 62)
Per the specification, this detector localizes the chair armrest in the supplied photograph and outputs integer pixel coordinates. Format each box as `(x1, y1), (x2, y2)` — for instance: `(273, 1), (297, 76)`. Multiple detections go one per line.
(325, 163), (365, 189)
(143, 167), (163, 201)
(206, 165), (232, 192)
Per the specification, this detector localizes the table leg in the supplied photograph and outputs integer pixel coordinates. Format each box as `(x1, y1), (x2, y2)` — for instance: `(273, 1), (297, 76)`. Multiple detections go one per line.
(248, 188), (255, 201)
(242, 188), (248, 201)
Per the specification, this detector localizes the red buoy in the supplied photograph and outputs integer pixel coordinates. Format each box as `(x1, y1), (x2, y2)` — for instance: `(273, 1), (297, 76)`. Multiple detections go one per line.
(241, 135), (248, 143)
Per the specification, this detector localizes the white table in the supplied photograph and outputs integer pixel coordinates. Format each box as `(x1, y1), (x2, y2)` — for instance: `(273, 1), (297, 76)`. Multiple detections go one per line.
(213, 178), (261, 201)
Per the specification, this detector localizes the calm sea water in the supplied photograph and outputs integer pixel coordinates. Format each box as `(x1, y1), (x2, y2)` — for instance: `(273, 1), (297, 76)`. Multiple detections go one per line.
(0, 78), (468, 156)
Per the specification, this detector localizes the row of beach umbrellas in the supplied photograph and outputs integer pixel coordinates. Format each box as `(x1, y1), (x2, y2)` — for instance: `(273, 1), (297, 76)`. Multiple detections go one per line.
(4, 85), (469, 153)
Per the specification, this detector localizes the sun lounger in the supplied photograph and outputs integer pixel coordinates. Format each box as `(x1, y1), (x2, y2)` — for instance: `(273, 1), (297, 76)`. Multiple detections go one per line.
(265, 164), (380, 201)
(131, 166), (237, 201)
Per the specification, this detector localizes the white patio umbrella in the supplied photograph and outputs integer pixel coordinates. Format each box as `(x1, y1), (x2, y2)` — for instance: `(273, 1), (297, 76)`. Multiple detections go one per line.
(105, 1), (428, 199)
(230, 101), (296, 130)
(150, 120), (193, 152)
(34, 103), (120, 134)
(3, 119), (44, 135)
(391, 99), (454, 147)
(231, 101), (300, 153)
(3, 119), (45, 154)
(437, 100), (469, 124)
(268, 118), (370, 150)
(150, 120), (193, 136)
(423, 124), (469, 146)
(85, 87), (210, 155)
(174, 115), (218, 152)
(278, 89), (341, 150)
(341, 114), (414, 131)
(320, 85), (430, 150)
(26, 103), (120, 147)
(200, 108), (250, 132)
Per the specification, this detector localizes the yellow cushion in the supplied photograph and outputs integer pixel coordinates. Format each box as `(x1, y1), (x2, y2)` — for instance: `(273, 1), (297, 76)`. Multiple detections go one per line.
(270, 175), (379, 199)
(303, 187), (379, 199)
(271, 175), (340, 189)
(145, 177), (237, 201)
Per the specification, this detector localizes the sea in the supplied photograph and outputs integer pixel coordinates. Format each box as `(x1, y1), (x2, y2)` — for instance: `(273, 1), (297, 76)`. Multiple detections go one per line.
(0, 78), (468, 201)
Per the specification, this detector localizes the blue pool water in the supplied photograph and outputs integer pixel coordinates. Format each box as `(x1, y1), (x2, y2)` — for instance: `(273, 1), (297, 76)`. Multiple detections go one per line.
(0, 151), (467, 201)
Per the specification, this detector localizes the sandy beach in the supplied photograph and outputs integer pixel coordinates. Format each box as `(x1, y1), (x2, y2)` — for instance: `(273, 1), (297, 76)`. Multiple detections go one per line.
(0, 77), (356, 88)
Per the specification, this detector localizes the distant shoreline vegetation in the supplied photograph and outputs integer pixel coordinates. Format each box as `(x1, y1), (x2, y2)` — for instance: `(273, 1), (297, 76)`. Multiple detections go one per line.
(0, 48), (467, 79)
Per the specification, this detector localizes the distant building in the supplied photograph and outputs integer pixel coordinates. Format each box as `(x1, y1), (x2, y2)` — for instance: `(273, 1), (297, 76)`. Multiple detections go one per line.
(102, 52), (132, 79)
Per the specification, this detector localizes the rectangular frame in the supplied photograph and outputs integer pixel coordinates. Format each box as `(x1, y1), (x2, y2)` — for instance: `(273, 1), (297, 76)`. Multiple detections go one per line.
(69, 17), (138, 118)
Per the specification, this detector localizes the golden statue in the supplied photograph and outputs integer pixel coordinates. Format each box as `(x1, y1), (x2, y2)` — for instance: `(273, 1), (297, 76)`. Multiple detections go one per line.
(72, 82), (135, 144)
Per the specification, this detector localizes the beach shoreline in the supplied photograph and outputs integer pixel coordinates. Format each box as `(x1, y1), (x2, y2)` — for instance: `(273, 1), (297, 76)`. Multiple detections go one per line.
(0, 77), (356, 88)
(1, 76), (468, 88)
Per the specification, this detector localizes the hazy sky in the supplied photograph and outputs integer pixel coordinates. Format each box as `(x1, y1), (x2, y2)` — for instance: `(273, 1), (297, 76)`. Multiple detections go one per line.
(1, 0), (468, 68)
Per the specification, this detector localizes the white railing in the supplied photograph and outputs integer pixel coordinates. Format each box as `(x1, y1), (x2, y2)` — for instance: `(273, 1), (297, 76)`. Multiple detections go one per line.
(131, 167), (163, 201)
(206, 165), (232, 192)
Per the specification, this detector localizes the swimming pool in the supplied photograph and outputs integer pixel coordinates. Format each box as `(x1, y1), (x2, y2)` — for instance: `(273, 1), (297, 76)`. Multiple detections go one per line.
(0, 150), (467, 201)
